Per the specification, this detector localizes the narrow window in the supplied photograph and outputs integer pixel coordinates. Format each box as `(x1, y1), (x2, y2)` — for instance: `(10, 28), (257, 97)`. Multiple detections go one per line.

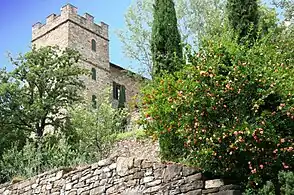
(92, 95), (97, 109)
(91, 39), (96, 52)
(113, 82), (119, 100)
(91, 68), (96, 80)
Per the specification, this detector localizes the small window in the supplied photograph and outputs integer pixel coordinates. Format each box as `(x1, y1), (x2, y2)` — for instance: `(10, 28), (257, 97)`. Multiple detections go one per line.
(91, 68), (96, 80)
(113, 82), (120, 100)
(113, 82), (126, 103)
(92, 95), (97, 109)
(91, 39), (96, 51)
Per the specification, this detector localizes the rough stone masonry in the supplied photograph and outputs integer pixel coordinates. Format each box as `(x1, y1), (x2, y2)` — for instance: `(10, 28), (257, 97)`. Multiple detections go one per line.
(0, 156), (242, 195)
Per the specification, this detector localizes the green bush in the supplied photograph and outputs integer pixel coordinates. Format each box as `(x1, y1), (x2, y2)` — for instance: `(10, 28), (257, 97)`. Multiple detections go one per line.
(0, 136), (83, 182)
(140, 28), (294, 188)
(67, 95), (129, 159)
(0, 94), (129, 183)
(244, 171), (294, 195)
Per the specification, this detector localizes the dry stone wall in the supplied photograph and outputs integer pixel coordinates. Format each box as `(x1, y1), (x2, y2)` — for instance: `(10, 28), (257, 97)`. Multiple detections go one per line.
(0, 156), (242, 195)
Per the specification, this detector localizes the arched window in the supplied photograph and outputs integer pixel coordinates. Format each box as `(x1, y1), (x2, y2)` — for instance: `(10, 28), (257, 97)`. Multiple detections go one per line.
(91, 39), (96, 52)
(92, 95), (97, 109)
(91, 68), (96, 80)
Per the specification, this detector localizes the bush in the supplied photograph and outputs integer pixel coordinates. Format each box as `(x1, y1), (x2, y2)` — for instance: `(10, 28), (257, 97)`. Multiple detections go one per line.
(67, 95), (129, 159)
(0, 94), (129, 183)
(0, 136), (82, 182)
(244, 171), (294, 195)
(140, 28), (294, 188)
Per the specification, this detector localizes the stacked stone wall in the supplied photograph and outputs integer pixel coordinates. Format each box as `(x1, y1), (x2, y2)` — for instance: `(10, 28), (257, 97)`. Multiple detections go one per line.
(0, 156), (241, 195)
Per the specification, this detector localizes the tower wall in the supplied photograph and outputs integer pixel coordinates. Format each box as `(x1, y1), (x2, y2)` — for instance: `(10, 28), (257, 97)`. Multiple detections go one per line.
(31, 4), (111, 101)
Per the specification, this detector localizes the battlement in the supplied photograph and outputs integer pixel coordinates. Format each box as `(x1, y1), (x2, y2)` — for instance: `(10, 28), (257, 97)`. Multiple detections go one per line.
(32, 4), (109, 42)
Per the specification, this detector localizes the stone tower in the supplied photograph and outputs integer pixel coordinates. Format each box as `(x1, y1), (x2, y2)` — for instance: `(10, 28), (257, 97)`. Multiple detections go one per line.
(32, 4), (110, 102)
(32, 4), (143, 109)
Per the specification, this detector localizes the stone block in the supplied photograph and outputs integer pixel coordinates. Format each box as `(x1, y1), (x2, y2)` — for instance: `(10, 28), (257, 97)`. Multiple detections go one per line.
(134, 159), (143, 168)
(186, 189), (202, 195)
(212, 190), (242, 195)
(202, 187), (219, 194)
(205, 179), (225, 189)
(182, 166), (199, 177)
(146, 179), (162, 187)
(117, 157), (129, 176)
(219, 184), (241, 191)
(185, 173), (203, 183)
(163, 164), (182, 182)
(109, 163), (117, 170)
(98, 158), (112, 167)
(141, 160), (153, 169)
(142, 176), (154, 183)
(180, 181), (203, 193)
(90, 186), (105, 194)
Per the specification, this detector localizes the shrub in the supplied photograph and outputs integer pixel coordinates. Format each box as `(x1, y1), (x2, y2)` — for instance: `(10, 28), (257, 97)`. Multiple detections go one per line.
(0, 93), (129, 183)
(244, 171), (294, 195)
(0, 136), (82, 182)
(140, 28), (294, 188)
(67, 95), (129, 159)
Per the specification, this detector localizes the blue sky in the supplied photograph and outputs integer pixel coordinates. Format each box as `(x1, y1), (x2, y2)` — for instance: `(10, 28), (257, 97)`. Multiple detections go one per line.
(0, 0), (281, 72)
(0, 0), (132, 71)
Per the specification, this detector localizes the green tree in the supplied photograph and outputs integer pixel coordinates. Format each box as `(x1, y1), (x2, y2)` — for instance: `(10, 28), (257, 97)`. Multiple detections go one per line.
(151, 0), (182, 75)
(0, 46), (87, 138)
(117, 0), (226, 76)
(226, 0), (259, 43)
(272, 0), (294, 22)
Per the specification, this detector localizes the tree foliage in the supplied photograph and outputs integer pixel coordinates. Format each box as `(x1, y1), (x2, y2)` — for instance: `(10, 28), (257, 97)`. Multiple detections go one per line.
(140, 24), (294, 189)
(0, 46), (87, 138)
(151, 0), (182, 75)
(117, 0), (226, 76)
(0, 92), (128, 183)
(227, 0), (259, 43)
(272, 0), (294, 22)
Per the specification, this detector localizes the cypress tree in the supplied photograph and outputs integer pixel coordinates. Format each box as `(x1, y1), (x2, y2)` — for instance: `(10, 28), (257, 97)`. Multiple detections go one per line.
(151, 0), (182, 76)
(227, 0), (259, 43)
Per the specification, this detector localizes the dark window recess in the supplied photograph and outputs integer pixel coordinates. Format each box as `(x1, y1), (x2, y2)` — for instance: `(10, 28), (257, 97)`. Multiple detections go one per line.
(91, 68), (96, 80)
(91, 39), (96, 51)
(92, 95), (97, 109)
(113, 82), (126, 103)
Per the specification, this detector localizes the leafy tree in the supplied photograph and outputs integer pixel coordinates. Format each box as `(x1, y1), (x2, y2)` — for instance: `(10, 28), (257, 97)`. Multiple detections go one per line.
(117, 0), (225, 76)
(226, 0), (259, 43)
(0, 46), (87, 138)
(151, 0), (182, 75)
(272, 0), (294, 22)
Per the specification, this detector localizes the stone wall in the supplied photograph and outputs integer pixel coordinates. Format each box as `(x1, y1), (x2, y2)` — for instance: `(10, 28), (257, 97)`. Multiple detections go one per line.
(110, 63), (144, 108)
(0, 156), (242, 195)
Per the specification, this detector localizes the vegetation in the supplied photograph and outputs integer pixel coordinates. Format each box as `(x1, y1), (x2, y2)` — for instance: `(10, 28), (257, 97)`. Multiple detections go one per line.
(0, 46), (87, 138)
(1, 0), (294, 194)
(117, 0), (226, 76)
(140, 0), (294, 192)
(227, 0), (259, 43)
(244, 171), (294, 195)
(0, 47), (128, 183)
(151, 0), (182, 75)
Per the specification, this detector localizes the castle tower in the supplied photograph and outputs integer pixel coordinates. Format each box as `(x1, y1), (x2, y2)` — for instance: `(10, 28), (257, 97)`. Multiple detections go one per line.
(32, 4), (110, 102)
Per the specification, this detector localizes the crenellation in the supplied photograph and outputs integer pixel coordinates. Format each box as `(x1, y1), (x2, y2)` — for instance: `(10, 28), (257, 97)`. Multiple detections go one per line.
(32, 4), (108, 42)
(100, 21), (109, 39)
(84, 13), (94, 23)
(32, 22), (42, 30)
(46, 13), (57, 23)
(61, 3), (78, 16)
